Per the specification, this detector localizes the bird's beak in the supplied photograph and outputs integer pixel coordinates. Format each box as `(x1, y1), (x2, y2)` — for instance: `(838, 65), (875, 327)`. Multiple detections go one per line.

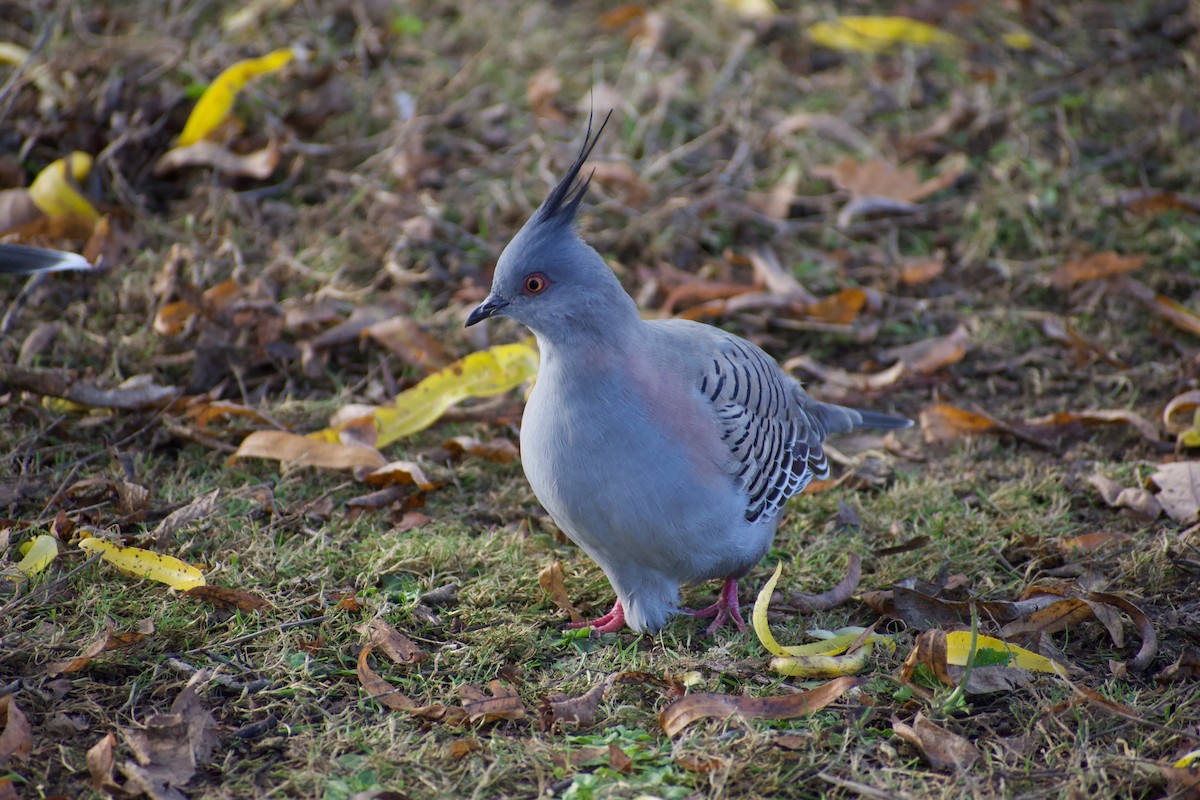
(465, 294), (510, 327)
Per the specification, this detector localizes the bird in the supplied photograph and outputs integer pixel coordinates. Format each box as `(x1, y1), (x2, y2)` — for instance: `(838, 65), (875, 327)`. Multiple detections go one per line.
(466, 113), (911, 635)
(0, 243), (95, 274)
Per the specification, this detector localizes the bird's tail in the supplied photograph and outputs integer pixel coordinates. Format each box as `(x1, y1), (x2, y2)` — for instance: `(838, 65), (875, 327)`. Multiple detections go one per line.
(813, 402), (913, 434)
(0, 243), (96, 275)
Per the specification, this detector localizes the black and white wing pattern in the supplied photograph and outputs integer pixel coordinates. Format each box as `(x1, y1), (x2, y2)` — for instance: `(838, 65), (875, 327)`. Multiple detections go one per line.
(700, 336), (834, 524)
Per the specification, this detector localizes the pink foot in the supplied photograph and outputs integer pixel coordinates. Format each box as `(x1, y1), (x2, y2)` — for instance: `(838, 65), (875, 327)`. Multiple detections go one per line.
(566, 600), (626, 634)
(687, 577), (746, 634)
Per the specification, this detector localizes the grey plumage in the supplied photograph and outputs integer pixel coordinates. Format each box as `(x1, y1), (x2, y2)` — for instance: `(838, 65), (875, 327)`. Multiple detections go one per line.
(0, 243), (95, 275)
(467, 115), (911, 634)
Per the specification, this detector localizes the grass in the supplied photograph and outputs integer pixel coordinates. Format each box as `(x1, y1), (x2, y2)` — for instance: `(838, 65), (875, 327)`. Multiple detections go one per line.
(2, 0), (1200, 798)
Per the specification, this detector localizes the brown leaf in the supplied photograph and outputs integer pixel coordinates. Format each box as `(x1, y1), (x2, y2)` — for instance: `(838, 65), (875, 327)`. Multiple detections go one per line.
(361, 317), (451, 372)
(892, 713), (981, 771)
(1116, 188), (1200, 216)
(0, 365), (179, 411)
(1150, 462), (1200, 523)
(541, 681), (608, 731)
(356, 646), (415, 711)
(459, 681), (526, 724)
(1038, 315), (1126, 368)
(900, 630), (956, 687)
(599, 4), (647, 28)
(675, 753), (724, 773)
(1164, 390), (1200, 434)
(813, 157), (959, 203)
(152, 489), (221, 545)
(919, 404), (1049, 447)
(790, 554), (861, 611)
(1087, 592), (1157, 674)
(1120, 277), (1200, 338)
(46, 619), (155, 676)
(1154, 647), (1200, 683)
(153, 138), (282, 179)
(899, 255), (945, 286)
(363, 460), (435, 490)
(230, 430), (386, 471)
(880, 325), (970, 374)
(1051, 252), (1145, 288)
(0, 777), (16, 800)
(804, 288), (867, 325)
(1057, 532), (1131, 556)
(589, 162), (650, 208)
(538, 560), (584, 624)
(1025, 410), (1162, 446)
(1088, 473), (1162, 521)
(183, 586), (271, 612)
(785, 355), (904, 392)
(0, 696), (32, 763)
(526, 67), (564, 123)
(659, 676), (859, 737)
(447, 739), (481, 760)
(999, 597), (1095, 642)
(335, 591), (364, 613)
(121, 675), (219, 792)
(748, 245), (817, 303)
(367, 620), (427, 665)
(396, 511), (432, 532)
(661, 279), (757, 316)
(607, 743), (634, 774)
(442, 436), (519, 464)
(86, 733), (117, 791)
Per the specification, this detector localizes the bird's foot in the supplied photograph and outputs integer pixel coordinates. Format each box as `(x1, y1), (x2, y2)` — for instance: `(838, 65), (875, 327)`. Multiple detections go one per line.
(566, 600), (626, 634)
(686, 577), (746, 634)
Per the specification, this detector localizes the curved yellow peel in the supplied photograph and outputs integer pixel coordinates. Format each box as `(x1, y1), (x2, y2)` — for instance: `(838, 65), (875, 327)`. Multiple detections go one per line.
(79, 537), (205, 591)
(16, 534), (58, 578)
(29, 152), (99, 222)
(179, 47), (296, 146)
(808, 16), (962, 54)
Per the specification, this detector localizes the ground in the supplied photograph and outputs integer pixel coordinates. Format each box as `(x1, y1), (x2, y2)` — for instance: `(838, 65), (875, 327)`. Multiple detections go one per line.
(1, 1), (1199, 799)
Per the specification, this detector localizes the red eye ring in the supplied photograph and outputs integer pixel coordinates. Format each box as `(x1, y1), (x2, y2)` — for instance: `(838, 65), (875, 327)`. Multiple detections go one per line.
(523, 272), (550, 295)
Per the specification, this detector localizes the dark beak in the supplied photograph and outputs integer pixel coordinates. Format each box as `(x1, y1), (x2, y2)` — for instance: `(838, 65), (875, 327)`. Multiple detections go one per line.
(465, 294), (509, 327)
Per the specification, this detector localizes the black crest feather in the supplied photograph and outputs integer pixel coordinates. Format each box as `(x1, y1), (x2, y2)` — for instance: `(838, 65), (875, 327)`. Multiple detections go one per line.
(536, 109), (612, 226)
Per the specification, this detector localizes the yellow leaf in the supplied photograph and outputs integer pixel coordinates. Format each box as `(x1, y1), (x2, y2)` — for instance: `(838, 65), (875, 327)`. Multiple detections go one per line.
(78, 536), (205, 591)
(808, 16), (962, 54)
(1002, 31), (1034, 49)
(716, 0), (778, 21)
(1174, 749), (1200, 768)
(315, 341), (540, 449)
(753, 562), (788, 656)
(944, 631), (1068, 677)
(16, 534), (58, 578)
(0, 42), (32, 65)
(230, 429), (387, 471)
(28, 152), (99, 223)
(178, 47), (296, 146)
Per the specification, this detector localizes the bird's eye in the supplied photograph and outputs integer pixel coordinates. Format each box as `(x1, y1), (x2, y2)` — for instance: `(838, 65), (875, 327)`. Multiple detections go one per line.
(523, 272), (550, 295)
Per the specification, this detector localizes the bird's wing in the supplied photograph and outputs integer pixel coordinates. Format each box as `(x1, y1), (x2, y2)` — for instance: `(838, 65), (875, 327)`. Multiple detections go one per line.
(699, 335), (831, 524)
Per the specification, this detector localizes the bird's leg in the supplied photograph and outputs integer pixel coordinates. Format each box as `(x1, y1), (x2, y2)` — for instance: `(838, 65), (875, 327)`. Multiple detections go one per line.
(687, 577), (746, 634)
(565, 600), (626, 634)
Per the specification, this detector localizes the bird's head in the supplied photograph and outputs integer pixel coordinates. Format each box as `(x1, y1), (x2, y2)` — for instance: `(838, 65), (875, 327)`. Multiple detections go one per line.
(466, 112), (635, 340)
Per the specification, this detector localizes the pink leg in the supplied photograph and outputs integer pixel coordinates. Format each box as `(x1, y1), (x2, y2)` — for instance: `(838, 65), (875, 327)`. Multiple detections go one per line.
(565, 600), (626, 634)
(687, 577), (746, 634)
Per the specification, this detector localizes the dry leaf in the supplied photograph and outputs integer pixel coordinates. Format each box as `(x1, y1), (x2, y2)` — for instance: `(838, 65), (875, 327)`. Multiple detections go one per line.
(790, 554), (862, 612)
(892, 713), (981, 771)
(459, 681), (526, 723)
(86, 732), (118, 791)
(1024, 409), (1162, 446)
(361, 317), (451, 371)
(153, 139), (281, 178)
(442, 436), (519, 464)
(1150, 463), (1200, 523)
(659, 676), (859, 737)
(1057, 532), (1131, 555)
(356, 646), (415, 711)
(899, 255), (945, 286)
(1088, 473), (1162, 521)
(526, 67), (564, 123)
(879, 325), (970, 374)
(367, 620), (427, 664)
(362, 460), (435, 490)
(0, 696), (32, 763)
(230, 430), (386, 471)
(1120, 277), (1200, 338)
(538, 560), (584, 624)
(183, 585), (271, 612)
(120, 676), (219, 794)
(45, 619), (156, 676)
(813, 157), (959, 203)
(1116, 188), (1200, 216)
(1050, 252), (1145, 288)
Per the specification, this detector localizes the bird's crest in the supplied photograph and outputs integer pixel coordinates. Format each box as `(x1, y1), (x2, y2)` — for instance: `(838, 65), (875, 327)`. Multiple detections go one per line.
(535, 109), (613, 227)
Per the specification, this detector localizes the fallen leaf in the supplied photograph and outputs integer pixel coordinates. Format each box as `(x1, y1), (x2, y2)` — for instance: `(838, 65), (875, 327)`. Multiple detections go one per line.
(1116, 188), (1200, 217)
(0, 695), (32, 763)
(313, 342), (539, 449)
(813, 156), (960, 203)
(899, 255), (945, 286)
(120, 675), (219, 794)
(803, 288), (868, 324)
(659, 676), (860, 737)
(807, 16), (962, 53)
(367, 620), (427, 664)
(396, 511), (431, 532)
(459, 681), (526, 723)
(599, 5), (647, 29)
(447, 739), (481, 760)
(45, 618), (155, 676)
(86, 733), (118, 792)
(1087, 591), (1157, 674)
(892, 713), (981, 771)
(541, 681), (607, 730)
(230, 430), (386, 471)
(15, 533), (58, 578)
(1150, 463), (1200, 523)
(1088, 473), (1162, 521)
(179, 48), (296, 146)
(1164, 390), (1200, 448)
(1119, 277), (1200, 338)
(153, 489), (221, 545)
(718, 0), (778, 21)
(1024, 409), (1163, 446)
(785, 355), (904, 392)
(943, 631), (1068, 676)
(879, 325), (970, 374)
(361, 317), (451, 372)
(538, 560), (584, 624)
(919, 404), (1015, 443)
(0, 365), (178, 410)
(153, 138), (281, 179)
(183, 585), (271, 612)
(1050, 252), (1145, 288)
(1057, 532), (1131, 555)
(78, 537), (205, 591)
(442, 436), (519, 464)
(356, 646), (415, 711)
(362, 460), (435, 490)
(526, 67), (564, 123)
(1154, 648), (1200, 683)
(790, 554), (862, 611)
